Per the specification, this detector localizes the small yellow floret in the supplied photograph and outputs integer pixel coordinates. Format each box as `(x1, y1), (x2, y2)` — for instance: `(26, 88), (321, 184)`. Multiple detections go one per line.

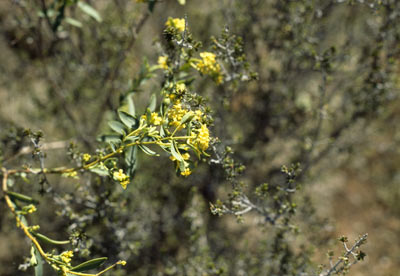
(150, 112), (162, 125)
(113, 169), (127, 182)
(113, 169), (130, 189)
(175, 83), (186, 94)
(27, 204), (37, 214)
(166, 18), (186, 32)
(182, 153), (190, 160)
(181, 168), (192, 177)
(120, 180), (129, 190)
(82, 153), (91, 162)
(158, 56), (169, 70)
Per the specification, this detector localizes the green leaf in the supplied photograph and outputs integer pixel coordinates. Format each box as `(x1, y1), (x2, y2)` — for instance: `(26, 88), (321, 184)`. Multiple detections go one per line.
(65, 17), (83, 28)
(31, 232), (70, 245)
(97, 134), (121, 144)
(89, 167), (109, 177)
(125, 145), (138, 177)
(33, 245), (43, 276)
(127, 95), (136, 116)
(5, 191), (39, 204)
(138, 145), (159, 156)
(77, 2), (102, 22)
(118, 110), (138, 129)
(30, 246), (37, 266)
(70, 257), (108, 272)
(148, 94), (157, 112)
(170, 141), (183, 161)
(108, 121), (126, 135)
(146, 108), (152, 122)
(179, 111), (195, 125)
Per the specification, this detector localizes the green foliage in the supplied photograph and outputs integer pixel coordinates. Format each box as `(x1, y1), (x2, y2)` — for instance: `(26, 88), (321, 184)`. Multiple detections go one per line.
(4, 0), (400, 275)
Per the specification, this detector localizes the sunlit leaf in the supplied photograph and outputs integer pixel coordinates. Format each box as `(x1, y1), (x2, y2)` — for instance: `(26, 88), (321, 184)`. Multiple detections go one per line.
(108, 121), (126, 135)
(78, 2), (102, 22)
(71, 257), (108, 272)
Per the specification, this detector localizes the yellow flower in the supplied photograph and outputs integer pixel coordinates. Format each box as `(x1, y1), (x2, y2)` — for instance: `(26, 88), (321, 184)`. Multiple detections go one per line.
(181, 168), (192, 177)
(118, 260), (127, 266)
(158, 56), (169, 70)
(113, 169), (130, 189)
(150, 112), (162, 125)
(120, 179), (130, 190)
(182, 153), (190, 160)
(194, 110), (203, 121)
(194, 52), (223, 83)
(60, 251), (73, 264)
(27, 204), (37, 214)
(113, 169), (127, 182)
(197, 52), (219, 74)
(170, 155), (177, 162)
(175, 83), (186, 94)
(166, 17), (186, 32)
(167, 103), (188, 127)
(197, 124), (210, 151)
(82, 153), (91, 162)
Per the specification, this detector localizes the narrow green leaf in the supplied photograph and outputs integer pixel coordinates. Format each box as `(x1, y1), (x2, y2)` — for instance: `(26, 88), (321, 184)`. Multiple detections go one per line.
(118, 111), (138, 129)
(5, 191), (39, 204)
(170, 141), (183, 161)
(160, 125), (166, 137)
(31, 232), (70, 245)
(138, 145), (159, 156)
(179, 111), (195, 125)
(33, 245), (43, 276)
(77, 2), (102, 22)
(97, 134), (121, 144)
(127, 95), (136, 116)
(108, 121), (126, 135)
(146, 108), (152, 122)
(89, 165), (109, 176)
(125, 145), (138, 177)
(65, 17), (83, 28)
(70, 257), (108, 272)
(30, 246), (37, 266)
(148, 94), (157, 112)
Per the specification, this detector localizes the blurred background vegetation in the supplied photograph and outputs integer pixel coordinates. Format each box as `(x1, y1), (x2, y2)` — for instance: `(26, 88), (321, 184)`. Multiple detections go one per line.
(1, 0), (400, 275)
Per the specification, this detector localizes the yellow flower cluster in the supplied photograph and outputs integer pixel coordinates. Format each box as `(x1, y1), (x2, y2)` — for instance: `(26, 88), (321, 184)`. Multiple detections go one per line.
(187, 123), (210, 152)
(113, 169), (130, 189)
(195, 52), (223, 84)
(167, 103), (188, 128)
(158, 56), (169, 70)
(197, 124), (210, 151)
(166, 17), (186, 32)
(150, 112), (162, 125)
(197, 52), (220, 74)
(60, 251), (73, 264)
